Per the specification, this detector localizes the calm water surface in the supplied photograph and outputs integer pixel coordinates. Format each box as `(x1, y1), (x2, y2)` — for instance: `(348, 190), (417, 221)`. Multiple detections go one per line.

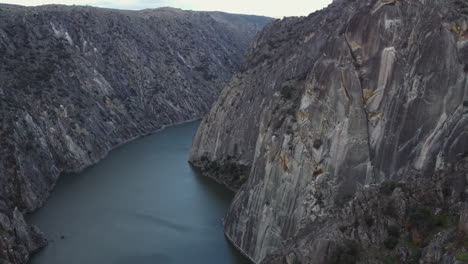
(29, 121), (249, 264)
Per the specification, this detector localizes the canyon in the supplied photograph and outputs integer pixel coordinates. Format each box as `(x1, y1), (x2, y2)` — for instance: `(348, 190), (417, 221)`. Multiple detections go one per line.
(0, 4), (271, 263)
(3, 0), (468, 263)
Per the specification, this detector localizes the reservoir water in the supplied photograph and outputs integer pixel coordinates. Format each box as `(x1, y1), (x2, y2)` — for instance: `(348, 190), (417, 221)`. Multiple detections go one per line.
(29, 121), (249, 264)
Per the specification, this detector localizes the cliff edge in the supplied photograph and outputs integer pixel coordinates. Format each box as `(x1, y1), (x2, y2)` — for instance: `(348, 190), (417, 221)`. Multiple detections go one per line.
(190, 0), (468, 263)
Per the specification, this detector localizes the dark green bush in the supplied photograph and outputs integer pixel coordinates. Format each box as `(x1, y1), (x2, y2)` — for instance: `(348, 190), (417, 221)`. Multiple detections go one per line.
(387, 225), (400, 238)
(383, 201), (397, 217)
(409, 207), (434, 228)
(332, 240), (359, 264)
(334, 193), (354, 207)
(455, 251), (468, 261)
(313, 139), (323, 149)
(379, 180), (398, 196)
(280, 85), (294, 100)
(365, 215), (374, 227)
(384, 236), (399, 249)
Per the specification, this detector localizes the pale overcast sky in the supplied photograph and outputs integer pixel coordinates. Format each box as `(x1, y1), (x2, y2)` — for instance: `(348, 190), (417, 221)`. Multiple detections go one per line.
(0, 0), (332, 18)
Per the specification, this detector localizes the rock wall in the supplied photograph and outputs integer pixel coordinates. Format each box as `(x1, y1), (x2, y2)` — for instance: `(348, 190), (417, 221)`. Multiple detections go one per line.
(190, 0), (468, 263)
(0, 4), (271, 263)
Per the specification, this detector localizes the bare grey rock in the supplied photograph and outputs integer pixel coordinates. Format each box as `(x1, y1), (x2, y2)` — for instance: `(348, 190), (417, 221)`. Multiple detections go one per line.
(190, 0), (468, 263)
(0, 4), (271, 263)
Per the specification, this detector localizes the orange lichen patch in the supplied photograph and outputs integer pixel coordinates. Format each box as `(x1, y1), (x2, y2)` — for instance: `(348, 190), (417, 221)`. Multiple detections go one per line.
(368, 112), (382, 119)
(303, 32), (316, 43)
(280, 152), (289, 172)
(447, 24), (463, 35)
(363, 89), (375, 103)
(372, 0), (399, 14)
(445, 21), (468, 40)
(298, 111), (308, 123)
(350, 41), (361, 52)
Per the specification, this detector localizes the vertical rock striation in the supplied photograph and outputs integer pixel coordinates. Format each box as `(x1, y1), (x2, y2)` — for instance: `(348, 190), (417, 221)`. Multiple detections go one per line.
(190, 0), (468, 263)
(0, 5), (272, 263)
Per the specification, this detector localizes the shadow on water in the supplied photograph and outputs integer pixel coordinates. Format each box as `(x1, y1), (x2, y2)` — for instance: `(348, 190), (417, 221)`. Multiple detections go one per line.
(190, 165), (235, 206)
(190, 166), (251, 264)
(28, 121), (251, 264)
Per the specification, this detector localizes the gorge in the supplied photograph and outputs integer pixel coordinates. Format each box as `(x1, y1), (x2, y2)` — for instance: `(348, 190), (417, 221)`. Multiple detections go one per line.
(2, 0), (468, 263)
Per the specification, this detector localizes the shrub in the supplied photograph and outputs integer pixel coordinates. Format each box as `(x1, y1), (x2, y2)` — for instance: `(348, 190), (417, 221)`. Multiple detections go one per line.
(239, 175), (247, 183)
(286, 108), (296, 117)
(387, 225), (400, 238)
(313, 167), (324, 176)
(332, 240), (359, 264)
(381, 255), (397, 264)
(0, 258), (12, 264)
(455, 251), (468, 261)
(379, 180), (398, 196)
(434, 214), (458, 228)
(384, 236), (399, 249)
(334, 193), (353, 207)
(409, 207), (434, 228)
(409, 247), (422, 263)
(455, 0), (467, 7)
(280, 85), (294, 99)
(365, 215), (374, 227)
(313, 139), (323, 149)
(273, 116), (285, 130)
(383, 201), (397, 217)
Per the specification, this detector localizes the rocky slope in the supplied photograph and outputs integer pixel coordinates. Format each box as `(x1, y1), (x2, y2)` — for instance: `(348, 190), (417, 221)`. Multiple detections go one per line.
(190, 0), (468, 263)
(0, 4), (271, 263)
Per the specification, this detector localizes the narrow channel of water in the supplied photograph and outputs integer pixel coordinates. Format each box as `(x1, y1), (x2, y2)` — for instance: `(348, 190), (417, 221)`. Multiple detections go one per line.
(29, 121), (249, 264)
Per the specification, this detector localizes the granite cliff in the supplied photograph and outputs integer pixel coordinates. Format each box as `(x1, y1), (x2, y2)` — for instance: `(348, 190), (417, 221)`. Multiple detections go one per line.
(190, 0), (468, 263)
(0, 4), (271, 263)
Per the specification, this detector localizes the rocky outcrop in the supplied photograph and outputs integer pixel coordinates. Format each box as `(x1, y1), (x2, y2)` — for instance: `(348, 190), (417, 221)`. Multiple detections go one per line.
(190, 0), (468, 263)
(0, 4), (271, 263)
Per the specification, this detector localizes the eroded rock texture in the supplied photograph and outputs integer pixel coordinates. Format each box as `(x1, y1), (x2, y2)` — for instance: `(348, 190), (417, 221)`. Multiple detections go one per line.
(190, 0), (468, 263)
(0, 4), (271, 263)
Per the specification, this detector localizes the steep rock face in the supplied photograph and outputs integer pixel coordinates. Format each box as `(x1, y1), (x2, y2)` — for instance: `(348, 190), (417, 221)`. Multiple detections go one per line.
(0, 5), (271, 264)
(190, 0), (468, 263)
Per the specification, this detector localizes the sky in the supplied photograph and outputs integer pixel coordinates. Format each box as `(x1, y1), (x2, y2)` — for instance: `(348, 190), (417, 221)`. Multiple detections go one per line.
(0, 0), (333, 18)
